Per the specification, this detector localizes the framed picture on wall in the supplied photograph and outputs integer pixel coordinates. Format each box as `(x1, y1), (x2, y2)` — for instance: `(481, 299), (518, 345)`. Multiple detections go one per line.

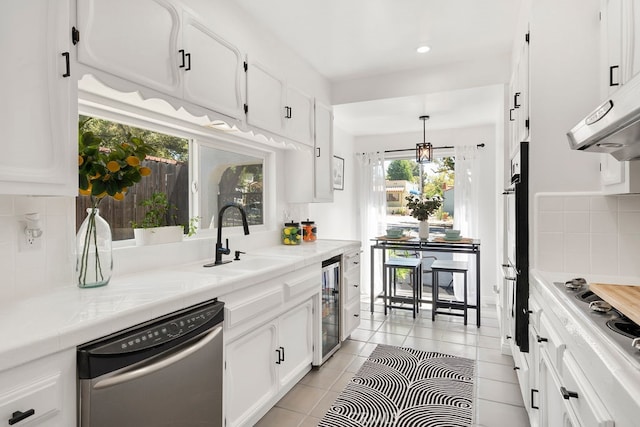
(333, 156), (344, 190)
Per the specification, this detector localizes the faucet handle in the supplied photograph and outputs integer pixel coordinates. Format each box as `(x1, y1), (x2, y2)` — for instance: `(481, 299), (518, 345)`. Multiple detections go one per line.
(218, 238), (231, 255)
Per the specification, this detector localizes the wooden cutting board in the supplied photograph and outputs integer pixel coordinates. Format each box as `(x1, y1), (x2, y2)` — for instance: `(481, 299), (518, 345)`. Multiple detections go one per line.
(590, 283), (640, 325)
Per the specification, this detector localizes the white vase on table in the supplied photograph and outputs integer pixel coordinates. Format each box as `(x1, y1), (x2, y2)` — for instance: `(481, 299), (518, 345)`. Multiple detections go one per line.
(418, 220), (429, 240)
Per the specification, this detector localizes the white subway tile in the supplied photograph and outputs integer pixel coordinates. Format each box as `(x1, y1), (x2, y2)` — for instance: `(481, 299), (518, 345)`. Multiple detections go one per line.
(538, 196), (563, 212)
(538, 249), (564, 272)
(590, 234), (619, 275)
(618, 233), (640, 276)
(564, 196), (590, 212)
(618, 195), (640, 212)
(564, 255), (591, 275)
(565, 233), (590, 254)
(590, 195), (617, 212)
(537, 232), (564, 253)
(45, 196), (74, 216)
(618, 211), (640, 232)
(564, 212), (589, 233)
(0, 217), (16, 244)
(590, 211), (617, 234)
(13, 196), (46, 216)
(538, 212), (563, 233)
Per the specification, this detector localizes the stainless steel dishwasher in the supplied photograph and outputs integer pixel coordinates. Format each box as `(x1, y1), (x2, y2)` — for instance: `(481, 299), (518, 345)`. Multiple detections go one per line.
(77, 298), (224, 427)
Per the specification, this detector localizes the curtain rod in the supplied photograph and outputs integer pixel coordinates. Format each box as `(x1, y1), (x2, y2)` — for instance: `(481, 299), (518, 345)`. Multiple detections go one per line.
(382, 143), (485, 154)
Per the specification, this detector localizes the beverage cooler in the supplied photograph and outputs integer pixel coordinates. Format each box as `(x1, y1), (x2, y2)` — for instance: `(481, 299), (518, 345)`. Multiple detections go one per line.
(321, 255), (341, 363)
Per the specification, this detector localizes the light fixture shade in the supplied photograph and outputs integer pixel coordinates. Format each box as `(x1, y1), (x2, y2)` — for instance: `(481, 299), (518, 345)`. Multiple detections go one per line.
(416, 142), (433, 163)
(416, 115), (433, 163)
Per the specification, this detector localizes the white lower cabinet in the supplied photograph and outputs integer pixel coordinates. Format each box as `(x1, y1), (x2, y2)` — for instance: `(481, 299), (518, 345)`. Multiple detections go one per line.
(0, 350), (75, 427)
(341, 249), (361, 340)
(225, 299), (314, 427)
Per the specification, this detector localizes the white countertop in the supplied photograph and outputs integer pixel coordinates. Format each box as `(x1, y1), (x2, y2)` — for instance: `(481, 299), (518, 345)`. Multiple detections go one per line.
(0, 239), (360, 372)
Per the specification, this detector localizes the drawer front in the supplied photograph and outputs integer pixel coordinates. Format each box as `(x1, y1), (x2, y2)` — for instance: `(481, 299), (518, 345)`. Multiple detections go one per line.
(561, 352), (614, 427)
(528, 294), (542, 332)
(341, 298), (361, 340)
(0, 373), (61, 426)
(343, 251), (361, 274)
(343, 274), (360, 302)
(538, 313), (565, 372)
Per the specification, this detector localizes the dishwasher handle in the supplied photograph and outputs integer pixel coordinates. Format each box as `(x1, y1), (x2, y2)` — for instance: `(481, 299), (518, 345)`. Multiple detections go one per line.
(94, 325), (222, 390)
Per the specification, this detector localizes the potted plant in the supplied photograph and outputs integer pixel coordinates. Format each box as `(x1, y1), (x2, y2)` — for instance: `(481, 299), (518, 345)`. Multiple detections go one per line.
(77, 118), (154, 287)
(405, 195), (442, 239)
(131, 192), (186, 246)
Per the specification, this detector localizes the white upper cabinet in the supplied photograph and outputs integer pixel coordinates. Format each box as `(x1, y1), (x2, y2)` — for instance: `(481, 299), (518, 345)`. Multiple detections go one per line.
(246, 59), (286, 136)
(314, 102), (334, 202)
(246, 57), (315, 146)
(0, 0), (75, 196)
(77, 0), (182, 97)
(182, 11), (245, 119)
(77, 0), (245, 122)
(601, 0), (624, 96)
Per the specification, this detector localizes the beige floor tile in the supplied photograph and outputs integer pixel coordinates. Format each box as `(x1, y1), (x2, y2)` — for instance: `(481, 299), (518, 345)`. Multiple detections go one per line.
(476, 360), (519, 384)
(476, 347), (515, 366)
(275, 384), (328, 415)
(476, 377), (525, 407)
(368, 331), (407, 346)
(299, 367), (343, 390)
(349, 328), (375, 342)
(476, 325), (501, 338)
(357, 342), (379, 357)
(329, 371), (355, 392)
(447, 321), (480, 335)
(345, 355), (368, 373)
(476, 398), (530, 426)
(309, 390), (340, 418)
(377, 322), (413, 335)
(476, 335), (502, 350)
(299, 416), (321, 427)
(409, 325), (444, 340)
(357, 318), (384, 331)
(254, 407), (306, 427)
(437, 341), (477, 360)
(441, 330), (479, 346)
(402, 336), (440, 352)
(339, 339), (366, 355)
(322, 352), (356, 372)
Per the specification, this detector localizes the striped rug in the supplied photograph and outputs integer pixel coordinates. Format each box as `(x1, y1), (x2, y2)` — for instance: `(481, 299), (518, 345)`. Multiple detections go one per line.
(319, 344), (475, 427)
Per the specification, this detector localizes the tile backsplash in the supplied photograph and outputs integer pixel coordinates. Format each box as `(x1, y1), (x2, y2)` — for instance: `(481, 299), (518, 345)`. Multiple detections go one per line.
(0, 195), (75, 300)
(535, 192), (640, 276)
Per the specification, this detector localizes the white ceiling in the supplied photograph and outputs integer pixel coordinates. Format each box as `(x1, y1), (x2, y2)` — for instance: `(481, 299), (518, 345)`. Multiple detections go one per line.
(236, 0), (522, 136)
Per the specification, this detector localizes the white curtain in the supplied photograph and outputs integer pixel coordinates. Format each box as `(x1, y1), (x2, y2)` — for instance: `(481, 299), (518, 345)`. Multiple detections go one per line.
(453, 145), (480, 303)
(357, 152), (386, 297)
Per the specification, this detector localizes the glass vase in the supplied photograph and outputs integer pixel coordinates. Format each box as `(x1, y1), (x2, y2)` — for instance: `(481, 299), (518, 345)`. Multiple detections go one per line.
(76, 208), (113, 288)
(419, 220), (430, 240)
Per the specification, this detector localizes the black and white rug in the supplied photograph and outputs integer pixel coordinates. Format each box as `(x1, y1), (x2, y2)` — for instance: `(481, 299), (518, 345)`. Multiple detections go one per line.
(319, 344), (475, 427)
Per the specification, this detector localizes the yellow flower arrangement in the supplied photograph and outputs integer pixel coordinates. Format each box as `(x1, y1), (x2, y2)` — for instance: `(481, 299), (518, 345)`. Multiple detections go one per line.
(78, 117), (154, 206)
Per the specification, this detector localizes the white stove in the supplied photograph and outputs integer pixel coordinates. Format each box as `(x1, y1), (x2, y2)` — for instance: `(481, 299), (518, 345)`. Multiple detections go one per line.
(551, 277), (640, 364)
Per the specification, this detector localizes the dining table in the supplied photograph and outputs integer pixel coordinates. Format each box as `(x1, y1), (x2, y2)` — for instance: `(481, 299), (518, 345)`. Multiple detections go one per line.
(369, 235), (482, 326)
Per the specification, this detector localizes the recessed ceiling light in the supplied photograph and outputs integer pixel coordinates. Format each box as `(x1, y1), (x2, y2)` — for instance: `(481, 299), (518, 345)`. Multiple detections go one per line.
(416, 45), (431, 53)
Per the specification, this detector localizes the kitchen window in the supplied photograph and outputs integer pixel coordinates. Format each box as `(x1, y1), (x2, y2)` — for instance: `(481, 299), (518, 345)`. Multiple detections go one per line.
(76, 113), (266, 241)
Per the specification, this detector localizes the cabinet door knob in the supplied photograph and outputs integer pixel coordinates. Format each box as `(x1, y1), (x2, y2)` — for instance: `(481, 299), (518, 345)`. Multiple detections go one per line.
(560, 386), (578, 400)
(8, 409), (35, 425)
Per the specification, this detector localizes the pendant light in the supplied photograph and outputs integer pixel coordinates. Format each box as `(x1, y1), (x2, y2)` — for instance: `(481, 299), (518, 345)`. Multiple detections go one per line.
(416, 115), (433, 163)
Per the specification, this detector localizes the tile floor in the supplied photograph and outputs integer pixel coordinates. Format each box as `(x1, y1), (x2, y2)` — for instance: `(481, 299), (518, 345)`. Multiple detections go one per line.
(256, 298), (531, 427)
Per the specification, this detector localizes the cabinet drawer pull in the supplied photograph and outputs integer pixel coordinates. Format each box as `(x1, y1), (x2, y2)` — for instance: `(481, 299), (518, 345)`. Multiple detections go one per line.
(316, 147), (321, 158)
(8, 409), (35, 425)
(609, 65), (620, 87)
(531, 389), (539, 410)
(279, 346), (285, 362)
(509, 108), (515, 121)
(62, 52), (70, 77)
(536, 335), (548, 343)
(514, 92), (521, 108)
(560, 386), (578, 400)
(275, 348), (281, 364)
(354, 314), (359, 318)
(354, 284), (359, 288)
(185, 53), (191, 71)
(179, 49), (186, 68)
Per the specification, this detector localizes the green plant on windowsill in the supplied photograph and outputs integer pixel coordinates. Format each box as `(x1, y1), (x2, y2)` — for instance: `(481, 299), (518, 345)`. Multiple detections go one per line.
(130, 192), (178, 229)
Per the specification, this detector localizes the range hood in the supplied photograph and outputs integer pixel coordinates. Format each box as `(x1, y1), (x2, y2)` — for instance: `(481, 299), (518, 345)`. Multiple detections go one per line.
(567, 73), (640, 161)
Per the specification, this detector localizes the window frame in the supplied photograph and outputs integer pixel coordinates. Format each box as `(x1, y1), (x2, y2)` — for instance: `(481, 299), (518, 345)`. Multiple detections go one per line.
(78, 99), (275, 247)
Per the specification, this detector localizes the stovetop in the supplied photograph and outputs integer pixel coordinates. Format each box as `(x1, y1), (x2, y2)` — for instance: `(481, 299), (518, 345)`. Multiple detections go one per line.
(552, 279), (640, 364)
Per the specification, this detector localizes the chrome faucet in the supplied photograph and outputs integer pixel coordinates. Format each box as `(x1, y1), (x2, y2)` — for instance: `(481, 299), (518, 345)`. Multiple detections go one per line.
(204, 203), (250, 267)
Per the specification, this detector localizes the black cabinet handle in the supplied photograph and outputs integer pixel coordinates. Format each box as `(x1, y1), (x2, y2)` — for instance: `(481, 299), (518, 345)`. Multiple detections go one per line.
(514, 92), (521, 108)
(316, 147), (321, 158)
(509, 108), (515, 121)
(505, 335), (512, 340)
(284, 106), (292, 119)
(560, 386), (578, 400)
(185, 53), (191, 71)
(279, 346), (285, 362)
(531, 389), (539, 409)
(354, 313), (360, 317)
(62, 52), (70, 78)
(513, 366), (520, 370)
(179, 49), (186, 68)
(275, 348), (281, 364)
(8, 409), (35, 425)
(609, 65), (620, 87)
(536, 335), (548, 343)
(354, 284), (359, 288)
